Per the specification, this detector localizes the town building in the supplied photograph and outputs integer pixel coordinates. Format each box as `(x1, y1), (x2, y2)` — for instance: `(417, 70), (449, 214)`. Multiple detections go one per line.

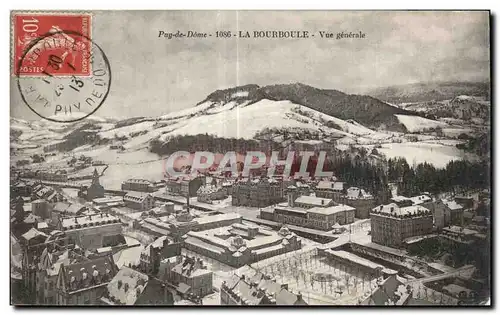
(101, 266), (173, 305)
(231, 177), (284, 207)
(183, 225), (301, 267)
(20, 229), (70, 304)
(57, 213), (123, 249)
(165, 176), (204, 197)
(35, 248), (86, 305)
(260, 188), (355, 231)
(221, 268), (307, 305)
(32, 199), (50, 219)
(440, 226), (486, 246)
(134, 212), (242, 241)
(158, 255), (213, 298)
(12, 181), (32, 197)
(360, 274), (412, 305)
(343, 187), (376, 219)
(197, 184), (227, 204)
(56, 255), (119, 305)
(123, 192), (155, 211)
(454, 194), (474, 209)
(292, 195), (334, 209)
(139, 236), (181, 276)
(92, 196), (125, 210)
(121, 179), (155, 192)
(370, 203), (434, 248)
(315, 180), (344, 200)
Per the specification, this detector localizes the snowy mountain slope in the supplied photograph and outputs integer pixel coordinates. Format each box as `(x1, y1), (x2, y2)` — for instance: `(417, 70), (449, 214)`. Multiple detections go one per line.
(395, 114), (449, 133)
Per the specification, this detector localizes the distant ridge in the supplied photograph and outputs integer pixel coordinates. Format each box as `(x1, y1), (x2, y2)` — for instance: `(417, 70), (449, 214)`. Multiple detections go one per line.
(198, 82), (413, 131)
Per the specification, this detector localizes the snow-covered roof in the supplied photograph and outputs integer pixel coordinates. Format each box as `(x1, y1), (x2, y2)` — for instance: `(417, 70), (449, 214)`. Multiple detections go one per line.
(409, 195), (432, 205)
(295, 195), (333, 207)
(346, 187), (373, 199)
(371, 203), (432, 217)
(194, 212), (241, 225)
(307, 204), (355, 216)
(123, 192), (153, 203)
(106, 266), (149, 305)
(246, 235), (282, 249)
(61, 213), (120, 228)
(326, 249), (384, 270)
(316, 181), (343, 191)
(21, 228), (48, 241)
(443, 199), (464, 211)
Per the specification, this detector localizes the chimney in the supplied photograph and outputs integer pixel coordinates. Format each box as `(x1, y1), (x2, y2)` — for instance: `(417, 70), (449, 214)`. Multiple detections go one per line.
(124, 283), (129, 292)
(117, 280), (123, 289)
(321, 199), (325, 206)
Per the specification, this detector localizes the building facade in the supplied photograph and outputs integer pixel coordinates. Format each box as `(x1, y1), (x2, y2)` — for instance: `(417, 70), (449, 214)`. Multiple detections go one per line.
(123, 192), (155, 211)
(57, 213), (123, 249)
(158, 255), (213, 298)
(121, 179), (154, 192)
(56, 255), (118, 305)
(370, 203), (434, 248)
(231, 177), (284, 207)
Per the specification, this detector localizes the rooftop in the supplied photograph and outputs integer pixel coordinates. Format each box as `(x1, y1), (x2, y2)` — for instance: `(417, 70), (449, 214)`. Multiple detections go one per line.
(294, 195), (333, 207)
(307, 204), (355, 216)
(124, 192), (153, 203)
(106, 266), (149, 305)
(316, 181), (344, 191)
(61, 213), (120, 229)
(371, 203), (432, 217)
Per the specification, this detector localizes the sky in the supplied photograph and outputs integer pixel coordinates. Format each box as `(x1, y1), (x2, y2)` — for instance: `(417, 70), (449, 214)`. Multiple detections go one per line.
(11, 10), (490, 120)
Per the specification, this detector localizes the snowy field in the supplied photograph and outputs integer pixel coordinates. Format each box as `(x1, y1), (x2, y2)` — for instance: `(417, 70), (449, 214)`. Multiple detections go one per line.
(363, 141), (474, 168)
(395, 114), (449, 133)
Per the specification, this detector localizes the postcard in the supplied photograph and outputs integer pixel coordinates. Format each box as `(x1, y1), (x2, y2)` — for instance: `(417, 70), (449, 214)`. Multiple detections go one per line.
(10, 10), (491, 306)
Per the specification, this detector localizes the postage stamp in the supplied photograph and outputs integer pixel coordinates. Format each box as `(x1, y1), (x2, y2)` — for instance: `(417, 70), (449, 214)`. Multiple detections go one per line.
(14, 12), (111, 123)
(13, 12), (92, 76)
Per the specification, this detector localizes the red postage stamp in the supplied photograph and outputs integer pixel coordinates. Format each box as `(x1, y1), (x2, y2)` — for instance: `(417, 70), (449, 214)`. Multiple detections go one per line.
(13, 12), (92, 76)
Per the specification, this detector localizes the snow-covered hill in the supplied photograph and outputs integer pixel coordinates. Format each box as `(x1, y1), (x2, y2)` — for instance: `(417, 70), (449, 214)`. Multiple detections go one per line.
(11, 83), (481, 170)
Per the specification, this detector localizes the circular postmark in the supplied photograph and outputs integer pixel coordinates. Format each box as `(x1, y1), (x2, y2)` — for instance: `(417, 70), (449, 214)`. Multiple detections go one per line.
(16, 30), (111, 123)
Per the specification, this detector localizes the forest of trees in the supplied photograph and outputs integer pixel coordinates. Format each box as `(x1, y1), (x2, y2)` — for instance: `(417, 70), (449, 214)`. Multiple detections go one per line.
(150, 134), (489, 200)
(150, 133), (283, 156)
(387, 157), (490, 196)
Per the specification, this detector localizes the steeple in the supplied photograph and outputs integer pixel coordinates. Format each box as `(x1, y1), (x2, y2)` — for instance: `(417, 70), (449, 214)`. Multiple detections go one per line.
(92, 168), (100, 185)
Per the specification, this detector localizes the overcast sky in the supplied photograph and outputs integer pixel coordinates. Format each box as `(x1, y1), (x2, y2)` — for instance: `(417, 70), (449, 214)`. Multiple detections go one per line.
(11, 10), (490, 120)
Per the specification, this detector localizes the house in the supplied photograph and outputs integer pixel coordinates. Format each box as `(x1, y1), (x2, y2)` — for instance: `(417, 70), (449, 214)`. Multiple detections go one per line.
(123, 192), (155, 211)
(315, 180), (344, 200)
(197, 185), (227, 204)
(101, 266), (173, 305)
(56, 255), (119, 305)
(165, 176), (204, 197)
(343, 187), (376, 219)
(361, 274), (412, 305)
(32, 199), (50, 219)
(139, 236), (181, 276)
(158, 255), (213, 298)
(221, 268), (307, 305)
